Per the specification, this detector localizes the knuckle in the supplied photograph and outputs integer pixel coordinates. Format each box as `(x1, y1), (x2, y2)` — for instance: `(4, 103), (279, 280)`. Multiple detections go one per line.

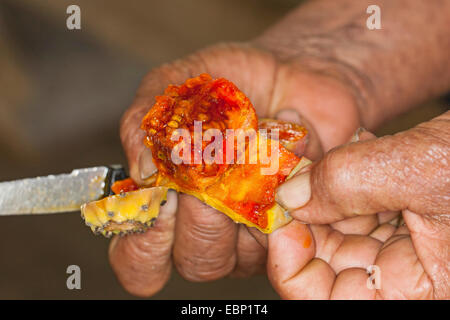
(173, 199), (238, 281)
(110, 236), (173, 297)
(174, 251), (237, 282)
(314, 146), (356, 210)
(181, 198), (235, 241)
(117, 233), (173, 268)
(188, 216), (231, 242)
(172, 234), (237, 282)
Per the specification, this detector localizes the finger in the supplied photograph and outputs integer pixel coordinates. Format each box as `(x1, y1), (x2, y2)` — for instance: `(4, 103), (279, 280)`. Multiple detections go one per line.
(276, 113), (450, 224)
(280, 258), (335, 300)
(309, 225), (381, 274)
(377, 211), (401, 224)
(331, 268), (376, 300)
(120, 92), (163, 185)
(402, 209), (450, 298)
(273, 221), (381, 299)
(267, 221), (334, 299)
(275, 127), (374, 225)
(331, 215), (379, 235)
(230, 225), (267, 278)
(374, 232), (433, 299)
(120, 99), (150, 185)
(369, 223), (396, 242)
(328, 235), (382, 274)
(380, 225), (410, 249)
(329, 128), (379, 233)
(268, 221), (315, 281)
(307, 224), (381, 299)
(348, 127), (377, 143)
(247, 227), (268, 250)
(114, 62), (195, 297)
(109, 190), (178, 297)
(172, 194), (238, 281)
(309, 225), (343, 263)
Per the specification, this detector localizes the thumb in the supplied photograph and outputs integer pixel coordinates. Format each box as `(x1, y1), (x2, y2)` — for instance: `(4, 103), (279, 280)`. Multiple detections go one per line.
(276, 113), (450, 224)
(120, 99), (155, 185)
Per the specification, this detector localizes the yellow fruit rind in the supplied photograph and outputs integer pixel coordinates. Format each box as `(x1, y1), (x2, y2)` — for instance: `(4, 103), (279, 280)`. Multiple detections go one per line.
(81, 187), (168, 237)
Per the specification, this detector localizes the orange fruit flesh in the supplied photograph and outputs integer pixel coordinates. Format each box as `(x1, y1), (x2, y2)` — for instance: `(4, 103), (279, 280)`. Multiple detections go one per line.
(142, 73), (257, 191)
(205, 136), (299, 228)
(141, 74), (306, 232)
(111, 178), (139, 194)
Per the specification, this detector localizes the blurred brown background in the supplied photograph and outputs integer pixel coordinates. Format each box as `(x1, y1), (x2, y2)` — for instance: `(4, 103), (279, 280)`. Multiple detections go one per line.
(0, 0), (447, 299)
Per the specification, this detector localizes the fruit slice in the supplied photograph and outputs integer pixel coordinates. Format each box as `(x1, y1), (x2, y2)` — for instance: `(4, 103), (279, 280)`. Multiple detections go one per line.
(141, 73), (258, 192)
(141, 74), (308, 233)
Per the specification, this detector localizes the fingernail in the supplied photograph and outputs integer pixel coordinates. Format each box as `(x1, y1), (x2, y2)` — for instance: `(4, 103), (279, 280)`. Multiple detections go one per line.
(276, 171), (311, 209)
(108, 236), (119, 255)
(159, 189), (178, 215)
(139, 148), (157, 180)
(275, 109), (302, 124)
(350, 127), (367, 143)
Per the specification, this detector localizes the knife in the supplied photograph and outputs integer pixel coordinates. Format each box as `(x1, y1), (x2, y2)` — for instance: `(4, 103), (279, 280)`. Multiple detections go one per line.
(0, 165), (128, 216)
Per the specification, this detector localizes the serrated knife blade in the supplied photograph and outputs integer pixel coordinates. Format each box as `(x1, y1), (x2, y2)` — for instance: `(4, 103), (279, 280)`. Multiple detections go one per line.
(0, 165), (126, 216)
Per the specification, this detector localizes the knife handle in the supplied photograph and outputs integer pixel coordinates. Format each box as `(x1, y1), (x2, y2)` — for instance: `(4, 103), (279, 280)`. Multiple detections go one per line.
(105, 165), (128, 196)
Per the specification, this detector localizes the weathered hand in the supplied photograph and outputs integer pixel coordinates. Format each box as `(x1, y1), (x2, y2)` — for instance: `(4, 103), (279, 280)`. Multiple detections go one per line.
(109, 42), (361, 296)
(270, 112), (450, 299)
(108, 0), (450, 298)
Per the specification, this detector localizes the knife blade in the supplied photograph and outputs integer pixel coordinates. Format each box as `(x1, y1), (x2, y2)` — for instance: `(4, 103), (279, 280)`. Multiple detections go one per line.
(0, 165), (127, 216)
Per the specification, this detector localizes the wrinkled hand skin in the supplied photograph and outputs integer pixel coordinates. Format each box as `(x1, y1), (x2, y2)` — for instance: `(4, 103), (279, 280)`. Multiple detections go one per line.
(110, 42), (361, 297)
(269, 112), (450, 299)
